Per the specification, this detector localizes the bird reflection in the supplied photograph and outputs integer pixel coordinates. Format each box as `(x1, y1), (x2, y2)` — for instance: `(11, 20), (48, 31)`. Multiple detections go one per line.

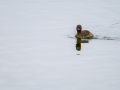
(76, 38), (89, 51)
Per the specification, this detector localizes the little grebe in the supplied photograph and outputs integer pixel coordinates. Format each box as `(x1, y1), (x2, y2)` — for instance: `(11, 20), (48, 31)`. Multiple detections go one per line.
(75, 25), (93, 39)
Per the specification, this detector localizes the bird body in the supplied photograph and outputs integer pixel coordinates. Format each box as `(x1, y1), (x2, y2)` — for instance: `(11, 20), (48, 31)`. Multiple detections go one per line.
(75, 25), (93, 39)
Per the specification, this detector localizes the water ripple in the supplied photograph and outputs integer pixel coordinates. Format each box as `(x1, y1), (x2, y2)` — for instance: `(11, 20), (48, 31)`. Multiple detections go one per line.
(93, 35), (120, 41)
(67, 34), (120, 41)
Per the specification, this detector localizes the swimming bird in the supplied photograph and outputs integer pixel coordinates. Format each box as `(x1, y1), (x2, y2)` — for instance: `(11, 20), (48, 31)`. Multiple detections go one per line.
(75, 25), (93, 39)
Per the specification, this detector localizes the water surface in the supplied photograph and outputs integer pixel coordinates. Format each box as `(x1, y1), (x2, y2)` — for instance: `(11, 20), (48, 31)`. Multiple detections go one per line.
(0, 0), (120, 90)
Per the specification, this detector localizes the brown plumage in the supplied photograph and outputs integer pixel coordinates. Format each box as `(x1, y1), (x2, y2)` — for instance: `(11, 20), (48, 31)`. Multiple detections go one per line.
(75, 25), (93, 39)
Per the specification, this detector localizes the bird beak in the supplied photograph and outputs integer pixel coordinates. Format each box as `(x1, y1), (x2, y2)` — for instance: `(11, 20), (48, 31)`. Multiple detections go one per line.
(77, 27), (80, 31)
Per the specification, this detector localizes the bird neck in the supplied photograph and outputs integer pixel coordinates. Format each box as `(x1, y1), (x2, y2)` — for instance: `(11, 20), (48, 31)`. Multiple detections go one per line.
(77, 30), (81, 34)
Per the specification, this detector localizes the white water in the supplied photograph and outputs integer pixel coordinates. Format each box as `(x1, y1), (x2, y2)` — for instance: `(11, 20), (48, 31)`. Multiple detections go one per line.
(0, 0), (120, 90)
